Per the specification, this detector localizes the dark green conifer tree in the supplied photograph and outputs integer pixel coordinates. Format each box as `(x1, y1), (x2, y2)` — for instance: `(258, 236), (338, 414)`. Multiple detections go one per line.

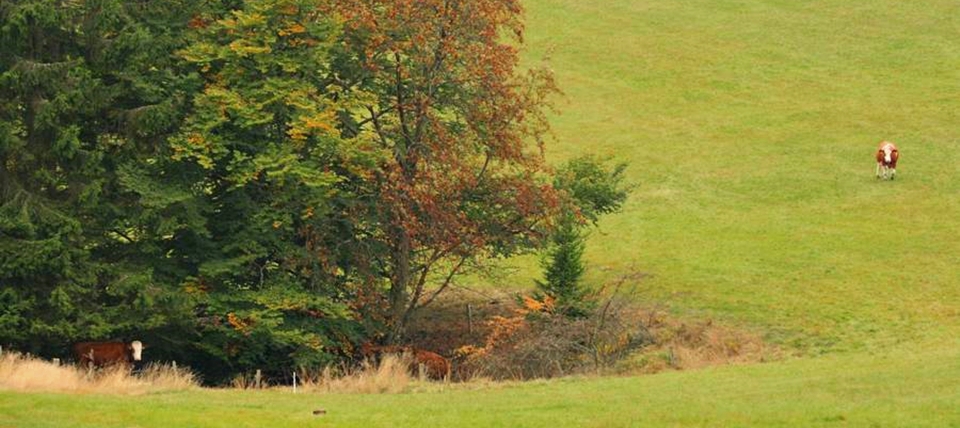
(0, 0), (199, 355)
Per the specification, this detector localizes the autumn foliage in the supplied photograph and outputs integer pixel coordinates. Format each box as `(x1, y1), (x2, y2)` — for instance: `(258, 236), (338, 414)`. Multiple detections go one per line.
(326, 0), (562, 341)
(455, 280), (647, 380)
(1, 0), (563, 383)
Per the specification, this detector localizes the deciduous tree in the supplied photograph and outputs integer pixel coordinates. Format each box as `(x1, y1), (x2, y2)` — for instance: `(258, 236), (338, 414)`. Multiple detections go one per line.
(327, 0), (561, 341)
(167, 0), (371, 378)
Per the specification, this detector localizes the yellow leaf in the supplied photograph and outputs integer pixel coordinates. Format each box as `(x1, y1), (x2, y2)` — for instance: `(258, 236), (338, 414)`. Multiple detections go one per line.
(278, 23), (307, 37)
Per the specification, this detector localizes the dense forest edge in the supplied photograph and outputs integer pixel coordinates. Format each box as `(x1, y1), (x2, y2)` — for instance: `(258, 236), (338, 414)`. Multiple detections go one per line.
(0, 0), (641, 384)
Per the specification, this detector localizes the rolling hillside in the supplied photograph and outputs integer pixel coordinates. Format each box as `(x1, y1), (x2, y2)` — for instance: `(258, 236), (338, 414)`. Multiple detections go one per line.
(521, 0), (960, 353)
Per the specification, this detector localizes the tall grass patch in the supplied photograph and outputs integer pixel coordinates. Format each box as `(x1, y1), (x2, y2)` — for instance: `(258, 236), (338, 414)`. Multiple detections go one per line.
(0, 352), (197, 395)
(298, 355), (415, 394)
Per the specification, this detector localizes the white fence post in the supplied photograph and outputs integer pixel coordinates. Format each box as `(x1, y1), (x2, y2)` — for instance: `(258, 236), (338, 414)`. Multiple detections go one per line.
(292, 371), (298, 393)
(255, 369), (262, 389)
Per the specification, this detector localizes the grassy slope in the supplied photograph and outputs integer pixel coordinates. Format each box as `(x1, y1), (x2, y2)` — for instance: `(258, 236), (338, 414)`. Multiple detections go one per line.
(520, 0), (960, 353)
(2, 341), (959, 427)
(3, 0), (960, 426)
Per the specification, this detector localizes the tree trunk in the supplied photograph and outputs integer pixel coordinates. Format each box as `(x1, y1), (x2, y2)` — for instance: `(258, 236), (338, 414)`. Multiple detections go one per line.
(386, 225), (412, 343)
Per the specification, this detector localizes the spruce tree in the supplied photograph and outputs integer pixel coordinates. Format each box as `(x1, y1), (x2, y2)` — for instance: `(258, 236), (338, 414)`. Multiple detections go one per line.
(536, 213), (590, 317)
(0, 0), (198, 355)
(536, 156), (631, 318)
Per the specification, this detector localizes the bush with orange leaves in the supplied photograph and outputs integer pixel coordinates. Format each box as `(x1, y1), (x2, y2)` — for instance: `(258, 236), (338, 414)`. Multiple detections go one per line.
(456, 274), (651, 380)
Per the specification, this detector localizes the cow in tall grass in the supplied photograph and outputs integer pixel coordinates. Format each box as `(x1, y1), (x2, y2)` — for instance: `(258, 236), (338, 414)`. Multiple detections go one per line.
(73, 340), (143, 369)
(361, 343), (451, 380)
(875, 141), (900, 180)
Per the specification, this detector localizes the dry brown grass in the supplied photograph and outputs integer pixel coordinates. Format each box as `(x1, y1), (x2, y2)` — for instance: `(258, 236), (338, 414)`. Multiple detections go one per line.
(298, 354), (415, 394)
(0, 352), (197, 395)
(616, 311), (778, 374)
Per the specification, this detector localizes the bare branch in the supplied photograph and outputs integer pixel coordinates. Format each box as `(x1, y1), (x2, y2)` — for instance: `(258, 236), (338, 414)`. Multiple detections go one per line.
(365, 106), (392, 148)
(418, 254), (468, 309)
(111, 229), (136, 244)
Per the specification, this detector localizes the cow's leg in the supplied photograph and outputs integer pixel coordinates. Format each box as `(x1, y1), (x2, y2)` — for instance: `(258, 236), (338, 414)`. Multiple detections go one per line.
(890, 168), (896, 180)
(82, 349), (95, 375)
(876, 163), (881, 179)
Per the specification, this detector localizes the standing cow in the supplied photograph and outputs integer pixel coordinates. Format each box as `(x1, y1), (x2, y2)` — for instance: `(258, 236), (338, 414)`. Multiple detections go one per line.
(72, 340), (144, 369)
(876, 141), (900, 180)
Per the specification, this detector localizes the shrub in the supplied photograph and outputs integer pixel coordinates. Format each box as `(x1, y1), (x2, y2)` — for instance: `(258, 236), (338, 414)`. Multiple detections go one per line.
(456, 270), (774, 380)
(459, 273), (651, 380)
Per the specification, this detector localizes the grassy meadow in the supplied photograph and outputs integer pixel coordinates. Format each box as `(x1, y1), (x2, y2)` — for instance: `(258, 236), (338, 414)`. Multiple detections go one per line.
(521, 0), (960, 354)
(4, 0), (960, 426)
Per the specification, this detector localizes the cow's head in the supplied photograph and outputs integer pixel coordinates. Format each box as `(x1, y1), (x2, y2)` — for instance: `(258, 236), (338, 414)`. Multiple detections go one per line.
(882, 146), (893, 163)
(129, 340), (143, 361)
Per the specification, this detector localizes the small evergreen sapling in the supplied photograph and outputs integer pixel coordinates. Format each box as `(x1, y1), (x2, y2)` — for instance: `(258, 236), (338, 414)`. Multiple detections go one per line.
(536, 156), (631, 317)
(536, 213), (590, 317)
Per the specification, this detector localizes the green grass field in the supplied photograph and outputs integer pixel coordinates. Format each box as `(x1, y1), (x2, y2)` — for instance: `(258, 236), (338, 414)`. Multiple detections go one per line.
(3, 340), (959, 427)
(522, 0), (960, 354)
(4, 0), (959, 425)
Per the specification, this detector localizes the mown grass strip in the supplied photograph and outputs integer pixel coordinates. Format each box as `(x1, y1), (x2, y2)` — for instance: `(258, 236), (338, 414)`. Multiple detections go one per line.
(2, 341), (958, 427)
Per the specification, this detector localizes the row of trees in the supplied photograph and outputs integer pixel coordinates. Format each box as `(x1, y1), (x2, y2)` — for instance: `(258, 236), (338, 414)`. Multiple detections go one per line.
(0, 0), (627, 383)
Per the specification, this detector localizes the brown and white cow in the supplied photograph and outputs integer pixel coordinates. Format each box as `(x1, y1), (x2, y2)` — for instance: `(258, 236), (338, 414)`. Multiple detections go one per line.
(876, 141), (900, 180)
(72, 340), (144, 368)
(360, 343), (451, 380)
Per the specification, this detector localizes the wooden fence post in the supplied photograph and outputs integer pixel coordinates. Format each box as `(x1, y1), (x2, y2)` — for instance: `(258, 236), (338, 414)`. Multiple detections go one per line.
(52, 358), (60, 366)
(255, 369), (262, 389)
(467, 304), (474, 335)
